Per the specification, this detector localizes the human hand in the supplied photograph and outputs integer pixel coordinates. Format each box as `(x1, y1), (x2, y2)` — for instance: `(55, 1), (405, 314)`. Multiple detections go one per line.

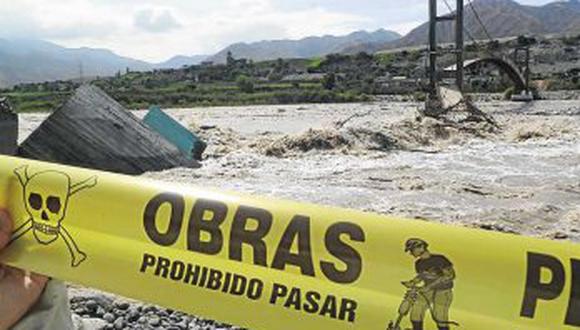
(0, 210), (48, 330)
(401, 280), (415, 288)
(417, 286), (431, 295)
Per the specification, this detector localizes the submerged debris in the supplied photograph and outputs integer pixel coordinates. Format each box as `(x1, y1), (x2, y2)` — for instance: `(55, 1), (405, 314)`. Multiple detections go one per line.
(507, 118), (577, 141)
(385, 115), (498, 150)
(189, 101), (575, 161)
(192, 125), (248, 159)
(423, 86), (498, 126)
(254, 128), (398, 157)
(261, 128), (350, 157)
(230, 113), (502, 158)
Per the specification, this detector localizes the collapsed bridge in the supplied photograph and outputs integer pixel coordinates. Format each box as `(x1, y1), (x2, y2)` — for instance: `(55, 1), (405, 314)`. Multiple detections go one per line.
(445, 56), (528, 92)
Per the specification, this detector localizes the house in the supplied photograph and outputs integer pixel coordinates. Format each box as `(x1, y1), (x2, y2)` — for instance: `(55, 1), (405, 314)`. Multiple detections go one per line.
(281, 73), (326, 82)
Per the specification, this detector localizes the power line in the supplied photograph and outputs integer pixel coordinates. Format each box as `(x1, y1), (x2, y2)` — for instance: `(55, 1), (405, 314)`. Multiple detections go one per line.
(467, 0), (494, 43)
(441, 0), (481, 48)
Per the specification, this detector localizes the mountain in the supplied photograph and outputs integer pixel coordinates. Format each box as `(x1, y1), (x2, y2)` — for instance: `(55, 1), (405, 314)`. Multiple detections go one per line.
(155, 55), (209, 69)
(0, 39), (209, 87)
(0, 30), (399, 87)
(0, 39), (155, 87)
(567, 19), (580, 33)
(207, 29), (402, 63)
(384, 0), (580, 50)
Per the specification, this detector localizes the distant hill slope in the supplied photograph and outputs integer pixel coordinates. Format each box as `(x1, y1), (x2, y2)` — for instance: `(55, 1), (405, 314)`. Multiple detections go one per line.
(0, 39), (209, 87)
(207, 29), (401, 63)
(0, 39), (156, 87)
(154, 55), (209, 69)
(385, 0), (580, 50)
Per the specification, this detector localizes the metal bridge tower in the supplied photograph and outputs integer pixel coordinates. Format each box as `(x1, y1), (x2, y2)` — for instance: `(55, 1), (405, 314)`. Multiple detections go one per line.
(428, 0), (464, 96)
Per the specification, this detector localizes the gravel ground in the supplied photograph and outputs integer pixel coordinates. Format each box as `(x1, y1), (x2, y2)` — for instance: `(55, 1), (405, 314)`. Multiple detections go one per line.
(18, 98), (580, 329)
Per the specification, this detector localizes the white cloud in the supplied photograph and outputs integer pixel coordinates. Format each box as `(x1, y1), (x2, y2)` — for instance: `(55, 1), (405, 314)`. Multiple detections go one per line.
(0, 0), (558, 62)
(0, 0), (375, 62)
(0, 0), (120, 40)
(134, 8), (181, 33)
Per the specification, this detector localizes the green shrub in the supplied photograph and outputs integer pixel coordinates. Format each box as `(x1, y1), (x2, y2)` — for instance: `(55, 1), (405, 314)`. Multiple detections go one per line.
(236, 75), (255, 93)
(322, 73), (336, 90)
(413, 92), (426, 102)
(307, 57), (323, 71)
(503, 86), (515, 100)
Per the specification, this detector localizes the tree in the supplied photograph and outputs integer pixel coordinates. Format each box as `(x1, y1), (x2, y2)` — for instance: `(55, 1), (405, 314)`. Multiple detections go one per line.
(322, 73), (336, 90)
(236, 75), (255, 93)
(227, 51), (235, 66)
(355, 52), (373, 63)
(276, 58), (284, 69)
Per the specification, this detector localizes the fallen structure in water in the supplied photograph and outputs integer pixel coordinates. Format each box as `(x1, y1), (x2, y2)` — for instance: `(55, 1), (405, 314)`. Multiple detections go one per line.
(423, 86), (497, 126)
(144, 106), (207, 161)
(18, 85), (199, 175)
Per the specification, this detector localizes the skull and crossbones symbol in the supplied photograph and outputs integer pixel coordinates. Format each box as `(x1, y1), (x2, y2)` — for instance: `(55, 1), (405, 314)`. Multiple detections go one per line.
(10, 165), (97, 267)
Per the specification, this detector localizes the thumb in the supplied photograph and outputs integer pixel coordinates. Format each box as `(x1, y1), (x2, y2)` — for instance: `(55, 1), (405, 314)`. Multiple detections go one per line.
(0, 210), (13, 250)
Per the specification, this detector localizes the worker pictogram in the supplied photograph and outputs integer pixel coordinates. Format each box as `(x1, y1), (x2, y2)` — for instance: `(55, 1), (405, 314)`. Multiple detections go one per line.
(388, 238), (459, 330)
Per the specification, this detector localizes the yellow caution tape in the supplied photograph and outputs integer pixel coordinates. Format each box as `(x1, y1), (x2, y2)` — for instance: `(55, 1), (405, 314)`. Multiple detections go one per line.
(0, 155), (579, 329)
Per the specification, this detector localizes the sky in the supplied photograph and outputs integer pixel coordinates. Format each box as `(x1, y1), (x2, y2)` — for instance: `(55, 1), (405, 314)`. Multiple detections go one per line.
(0, 0), (557, 63)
